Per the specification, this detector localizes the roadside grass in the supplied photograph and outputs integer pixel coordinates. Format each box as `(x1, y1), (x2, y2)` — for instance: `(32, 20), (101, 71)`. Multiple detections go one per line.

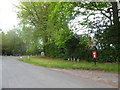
(18, 56), (118, 72)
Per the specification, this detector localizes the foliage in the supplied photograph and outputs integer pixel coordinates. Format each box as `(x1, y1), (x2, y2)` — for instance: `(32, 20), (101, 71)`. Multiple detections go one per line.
(1, 1), (117, 63)
(1, 30), (25, 55)
(95, 25), (120, 62)
(55, 29), (73, 48)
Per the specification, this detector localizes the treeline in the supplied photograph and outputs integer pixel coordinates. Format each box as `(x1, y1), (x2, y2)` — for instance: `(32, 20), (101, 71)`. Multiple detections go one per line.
(1, 2), (119, 63)
(1, 30), (26, 55)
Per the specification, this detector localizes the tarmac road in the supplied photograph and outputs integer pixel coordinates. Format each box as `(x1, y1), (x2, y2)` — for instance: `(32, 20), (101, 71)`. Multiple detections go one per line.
(0, 56), (2, 90)
(1, 56), (116, 88)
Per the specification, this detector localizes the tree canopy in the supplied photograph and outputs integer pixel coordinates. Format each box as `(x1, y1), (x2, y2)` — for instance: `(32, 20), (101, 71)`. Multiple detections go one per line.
(1, 1), (119, 63)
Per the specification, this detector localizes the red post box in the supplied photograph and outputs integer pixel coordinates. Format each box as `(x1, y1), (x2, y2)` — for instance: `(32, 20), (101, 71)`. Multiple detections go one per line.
(92, 51), (97, 65)
(92, 51), (97, 58)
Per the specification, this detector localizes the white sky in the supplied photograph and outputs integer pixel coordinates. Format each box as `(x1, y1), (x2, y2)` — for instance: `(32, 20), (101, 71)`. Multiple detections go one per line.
(0, 0), (119, 34)
(0, 0), (87, 34)
(0, 0), (20, 33)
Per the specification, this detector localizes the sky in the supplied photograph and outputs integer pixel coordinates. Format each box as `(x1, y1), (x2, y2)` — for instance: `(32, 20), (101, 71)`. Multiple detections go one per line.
(0, 0), (20, 33)
(0, 0), (119, 34)
(0, 0), (88, 34)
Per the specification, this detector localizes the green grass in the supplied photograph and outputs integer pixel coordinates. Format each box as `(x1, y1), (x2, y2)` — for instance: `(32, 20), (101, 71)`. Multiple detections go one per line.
(18, 56), (118, 72)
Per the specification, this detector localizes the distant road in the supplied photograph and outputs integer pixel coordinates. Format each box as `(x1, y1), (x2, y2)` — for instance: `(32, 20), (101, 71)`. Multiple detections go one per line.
(1, 56), (115, 88)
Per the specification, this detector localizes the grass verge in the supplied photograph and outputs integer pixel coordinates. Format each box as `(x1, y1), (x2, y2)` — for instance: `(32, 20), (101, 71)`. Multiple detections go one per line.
(18, 56), (118, 72)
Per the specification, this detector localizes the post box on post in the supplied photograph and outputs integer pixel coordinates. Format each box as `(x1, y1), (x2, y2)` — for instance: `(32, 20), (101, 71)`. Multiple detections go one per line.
(92, 51), (97, 65)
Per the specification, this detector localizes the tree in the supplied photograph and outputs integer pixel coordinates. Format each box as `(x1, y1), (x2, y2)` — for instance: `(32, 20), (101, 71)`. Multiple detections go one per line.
(17, 2), (54, 55)
(16, 1), (119, 62)
(1, 29), (25, 55)
(0, 32), (2, 54)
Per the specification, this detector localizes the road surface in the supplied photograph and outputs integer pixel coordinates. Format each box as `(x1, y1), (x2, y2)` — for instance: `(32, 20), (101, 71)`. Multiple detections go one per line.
(0, 56), (2, 90)
(1, 56), (116, 88)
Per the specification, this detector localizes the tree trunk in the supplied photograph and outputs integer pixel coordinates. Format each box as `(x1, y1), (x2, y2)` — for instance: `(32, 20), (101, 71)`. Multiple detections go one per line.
(111, 2), (119, 26)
